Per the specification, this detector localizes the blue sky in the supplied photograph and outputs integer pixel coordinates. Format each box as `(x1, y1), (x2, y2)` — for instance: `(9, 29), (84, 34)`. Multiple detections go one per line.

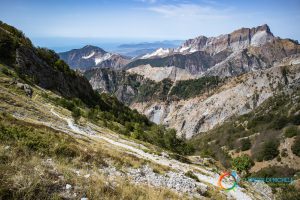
(0, 0), (299, 50)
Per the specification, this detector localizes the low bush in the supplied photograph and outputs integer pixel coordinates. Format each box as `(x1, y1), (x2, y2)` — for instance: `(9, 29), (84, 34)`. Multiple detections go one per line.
(291, 114), (300, 125)
(291, 136), (300, 157)
(284, 126), (299, 138)
(170, 76), (220, 99)
(54, 144), (78, 158)
(258, 139), (280, 161)
(251, 166), (296, 179)
(240, 138), (251, 151)
(231, 155), (254, 172)
(277, 185), (300, 200)
(185, 171), (200, 182)
(271, 116), (288, 130)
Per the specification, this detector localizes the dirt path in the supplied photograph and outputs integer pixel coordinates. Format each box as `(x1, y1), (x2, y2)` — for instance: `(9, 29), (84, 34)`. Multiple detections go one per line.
(49, 108), (257, 200)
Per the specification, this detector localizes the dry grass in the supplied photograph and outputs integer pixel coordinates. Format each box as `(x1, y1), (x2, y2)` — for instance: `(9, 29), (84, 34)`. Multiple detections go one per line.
(0, 115), (184, 200)
(0, 71), (184, 199)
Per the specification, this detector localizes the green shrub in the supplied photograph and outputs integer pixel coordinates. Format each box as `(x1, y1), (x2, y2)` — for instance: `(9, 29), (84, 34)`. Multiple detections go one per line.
(136, 79), (172, 102)
(259, 140), (280, 161)
(0, 30), (18, 64)
(291, 136), (300, 157)
(277, 185), (300, 200)
(1, 67), (10, 75)
(170, 76), (220, 99)
(231, 155), (253, 172)
(23, 135), (49, 152)
(72, 107), (81, 120)
(241, 138), (251, 151)
(54, 144), (78, 158)
(276, 156), (281, 162)
(291, 114), (300, 125)
(251, 166), (296, 180)
(185, 171), (199, 182)
(271, 116), (288, 130)
(284, 126), (299, 138)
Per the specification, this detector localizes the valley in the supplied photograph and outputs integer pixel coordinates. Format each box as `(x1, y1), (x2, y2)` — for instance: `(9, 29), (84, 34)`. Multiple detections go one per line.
(0, 15), (300, 200)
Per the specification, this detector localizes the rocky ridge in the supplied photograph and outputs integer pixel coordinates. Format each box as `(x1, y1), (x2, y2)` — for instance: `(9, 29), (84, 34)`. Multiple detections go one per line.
(126, 25), (300, 79)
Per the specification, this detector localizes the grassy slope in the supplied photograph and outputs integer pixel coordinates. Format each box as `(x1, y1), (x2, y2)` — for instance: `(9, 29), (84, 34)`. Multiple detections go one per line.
(188, 83), (300, 198)
(0, 20), (194, 156)
(0, 66), (188, 200)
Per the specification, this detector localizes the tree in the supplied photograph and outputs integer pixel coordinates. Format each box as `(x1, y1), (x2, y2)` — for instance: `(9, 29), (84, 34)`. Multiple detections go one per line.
(72, 107), (81, 121)
(241, 138), (251, 151)
(231, 155), (253, 172)
(261, 140), (279, 161)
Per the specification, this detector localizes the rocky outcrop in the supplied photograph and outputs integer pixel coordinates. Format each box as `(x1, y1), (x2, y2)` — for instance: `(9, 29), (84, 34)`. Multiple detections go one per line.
(178, 24), (274, 55)
(126, 49), (232, 75)
(131, 63), (300, 138)
(127, 64), (201, 82)
(85, 68), (145, 104)
(205, 39), (300, 77)
(59, 45), (130, 70)
(16, 46), (96, 104)
(16, 83), (33, 97)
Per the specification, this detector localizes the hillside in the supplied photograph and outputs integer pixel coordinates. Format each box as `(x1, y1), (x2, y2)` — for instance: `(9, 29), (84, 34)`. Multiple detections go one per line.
(1, 21), (256, 199)
(1, 21), (299, 200)
(0, 59), (274, 200)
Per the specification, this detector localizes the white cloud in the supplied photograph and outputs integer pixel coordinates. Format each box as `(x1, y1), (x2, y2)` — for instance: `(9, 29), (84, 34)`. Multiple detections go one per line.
(148, 3), (231, 19)
(137, 0), (157, 3)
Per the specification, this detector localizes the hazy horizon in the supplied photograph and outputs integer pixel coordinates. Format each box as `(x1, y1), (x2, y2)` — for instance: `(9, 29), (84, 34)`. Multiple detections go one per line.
(30, 37), (184, 52)
(1, 0), (299, 52)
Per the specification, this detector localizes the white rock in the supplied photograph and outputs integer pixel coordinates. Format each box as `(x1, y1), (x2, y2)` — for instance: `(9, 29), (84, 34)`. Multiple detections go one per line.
(66, 184), (72, 190)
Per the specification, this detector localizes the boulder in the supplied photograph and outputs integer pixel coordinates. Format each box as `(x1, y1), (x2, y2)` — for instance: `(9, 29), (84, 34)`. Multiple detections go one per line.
(17, 83), (33, 97)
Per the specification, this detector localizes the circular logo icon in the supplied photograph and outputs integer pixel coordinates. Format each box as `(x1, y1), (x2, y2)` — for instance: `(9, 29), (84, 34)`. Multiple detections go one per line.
(218, 171), (238, 191)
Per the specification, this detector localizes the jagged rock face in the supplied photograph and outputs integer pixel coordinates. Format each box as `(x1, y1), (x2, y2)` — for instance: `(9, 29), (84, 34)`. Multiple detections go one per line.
(59, 45), (130, 70)
(126, 25), (300, 80)
(81, 24), (300, 139)
(205, 39), (300, 77)
(16, 46), (96, 104)
(127, 50), (232, 75)
(178, 24), (274, 55)
(85, 68), (144, 104)
(127, 65), (201, 82)
(131, 64), (300, 138)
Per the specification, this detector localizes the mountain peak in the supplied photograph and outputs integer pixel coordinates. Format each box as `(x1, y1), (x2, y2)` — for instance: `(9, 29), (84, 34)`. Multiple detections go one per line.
(82, 45), (106, 52)
(257, 24), (271, 33)
(59, 45), (130, 70)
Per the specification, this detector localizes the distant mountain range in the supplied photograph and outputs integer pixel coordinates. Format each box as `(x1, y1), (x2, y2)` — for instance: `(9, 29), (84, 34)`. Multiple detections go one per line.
(58, 40), (184, 70)
(58, 45), (130, 70)
(84, 24), (300, 138)
(115, 40), (183, 57)
(127, 24), (300, 79)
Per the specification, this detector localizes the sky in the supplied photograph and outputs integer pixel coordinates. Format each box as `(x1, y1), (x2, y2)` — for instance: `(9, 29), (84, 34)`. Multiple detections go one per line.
(0, 0), (299, 51)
